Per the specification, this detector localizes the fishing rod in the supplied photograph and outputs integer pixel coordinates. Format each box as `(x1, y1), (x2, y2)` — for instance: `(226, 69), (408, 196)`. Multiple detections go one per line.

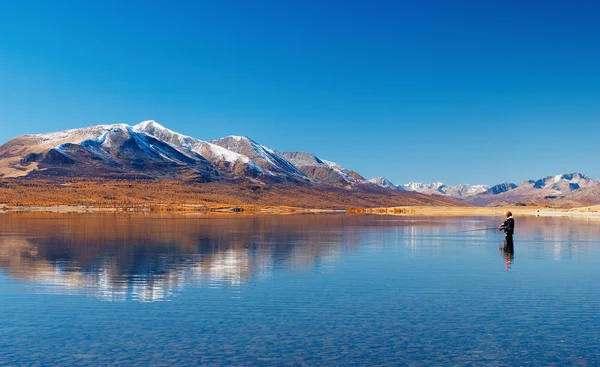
(452, 227), (499, 234)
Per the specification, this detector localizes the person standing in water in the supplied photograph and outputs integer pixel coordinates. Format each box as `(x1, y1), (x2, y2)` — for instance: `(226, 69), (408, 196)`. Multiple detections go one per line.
(498, 211), (515, 253)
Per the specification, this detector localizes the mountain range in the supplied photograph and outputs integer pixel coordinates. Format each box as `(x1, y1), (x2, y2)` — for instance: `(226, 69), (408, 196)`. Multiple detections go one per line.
(1, 121), (598, 208)
(366, 173), (600, 207)
(0, 121), (361, 185)
(0, 121), (463, 208)
(401, 182), (489, 197)
(463, 173), (599, 206)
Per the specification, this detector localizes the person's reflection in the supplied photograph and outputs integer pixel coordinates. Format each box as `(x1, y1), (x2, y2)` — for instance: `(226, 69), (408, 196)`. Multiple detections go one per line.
(498, 238), (515, 272)
(503, 252), (514, 272)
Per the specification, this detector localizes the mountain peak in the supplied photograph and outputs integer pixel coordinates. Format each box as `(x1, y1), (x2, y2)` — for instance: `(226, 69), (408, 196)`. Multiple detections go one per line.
(133, 120), (169, 133)
(528, 172), (596, 192)
(223, 135), (252, 142)
(368, 177), (400, 190)
(484, 182), (517, 195)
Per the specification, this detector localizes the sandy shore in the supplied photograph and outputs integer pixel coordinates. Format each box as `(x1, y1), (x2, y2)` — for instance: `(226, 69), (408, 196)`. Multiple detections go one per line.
(0, 204), (119, 214)
(0, 204), (346, 215)
(363, 205), (600, 219)
(2, 203), (600, 218)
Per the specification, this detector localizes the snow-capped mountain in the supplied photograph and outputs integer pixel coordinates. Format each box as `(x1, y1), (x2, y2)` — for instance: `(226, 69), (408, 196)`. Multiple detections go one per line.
(0, 123), (218, 180)
(465, 173), (599, 206)
(443, 184), (489, 197)
(397, 173), (600, 206)
(528, 173), (597, 192)
(4, 121), (597, 207)
(401, 182), (488, 198)
(368, 177), (402, 190)
(211, 136), (308, 181)
(279, 152), (365, 186)
(0, 121), (358, 186)
(402, 182), (445, 192)
(133, 121), (266, 178)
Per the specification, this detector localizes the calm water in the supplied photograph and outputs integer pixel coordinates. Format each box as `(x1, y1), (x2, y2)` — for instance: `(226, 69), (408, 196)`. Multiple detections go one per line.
(1, 214), (599, 366)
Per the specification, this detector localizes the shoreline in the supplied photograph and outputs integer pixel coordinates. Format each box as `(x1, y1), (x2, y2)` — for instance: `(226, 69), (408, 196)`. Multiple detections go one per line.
(1, 203), (600, 218)
(362, 205), (600, 219)
(0, 203), (347, 215)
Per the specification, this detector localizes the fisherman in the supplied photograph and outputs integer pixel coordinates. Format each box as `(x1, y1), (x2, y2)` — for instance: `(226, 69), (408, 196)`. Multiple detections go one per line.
(498, 211), (515, 253)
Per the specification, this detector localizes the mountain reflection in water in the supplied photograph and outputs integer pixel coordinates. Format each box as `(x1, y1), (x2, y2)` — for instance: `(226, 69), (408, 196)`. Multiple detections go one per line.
(0, 215), (371, 302)
(0, 214), (598, 302)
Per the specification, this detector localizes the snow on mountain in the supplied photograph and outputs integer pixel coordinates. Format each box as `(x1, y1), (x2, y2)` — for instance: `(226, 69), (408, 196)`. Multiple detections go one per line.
(321, 159), (364, 182)
(465, 173), (599, 206)
(26, 124), (129, 145)
(443, 184), (489, 197)
(484, 173), (597, 198)
(211, 136), (308, 181)
(0, 121), (313, 181)
(401, 173), (597, 203)
(8, 121), (595, 206)
(0, 123), (219, 179)
(279, 152), (365, 185)
(133, 121), (265, 177)
(368, 177), (401, 190)
(401, 182), (488, 198)
(528, 172), (597, 192)
(402, 182), (445, 192)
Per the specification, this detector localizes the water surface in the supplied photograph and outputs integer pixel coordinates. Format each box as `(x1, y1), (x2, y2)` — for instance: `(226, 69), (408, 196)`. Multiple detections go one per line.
(1, 214), (599, 366)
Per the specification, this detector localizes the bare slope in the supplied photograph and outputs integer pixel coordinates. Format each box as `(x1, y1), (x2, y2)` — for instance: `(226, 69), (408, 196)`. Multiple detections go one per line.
(279, 152), (365, 186)
(0, 179), (464, 209)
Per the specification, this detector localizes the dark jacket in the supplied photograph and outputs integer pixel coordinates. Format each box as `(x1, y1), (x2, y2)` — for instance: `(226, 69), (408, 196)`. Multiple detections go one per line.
(502, 217), (515, 236)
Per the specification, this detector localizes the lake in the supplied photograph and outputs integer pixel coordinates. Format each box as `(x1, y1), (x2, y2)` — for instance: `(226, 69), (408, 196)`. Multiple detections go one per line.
(1, 214), (599, 366)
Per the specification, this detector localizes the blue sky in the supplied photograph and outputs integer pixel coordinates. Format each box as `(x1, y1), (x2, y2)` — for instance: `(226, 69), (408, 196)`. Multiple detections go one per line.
(1, 0), (599, 186)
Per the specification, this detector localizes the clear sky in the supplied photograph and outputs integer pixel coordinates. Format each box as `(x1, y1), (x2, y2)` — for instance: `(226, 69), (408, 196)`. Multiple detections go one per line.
(1, 0), (599, 186)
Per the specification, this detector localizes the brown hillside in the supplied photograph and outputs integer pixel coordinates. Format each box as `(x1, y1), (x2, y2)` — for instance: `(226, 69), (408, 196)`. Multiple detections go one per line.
(0, 179), (463, 209)
(563, 184), (600, 205)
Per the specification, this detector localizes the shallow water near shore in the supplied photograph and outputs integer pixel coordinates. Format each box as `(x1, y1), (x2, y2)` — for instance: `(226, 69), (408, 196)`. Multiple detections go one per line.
(1, 214), (599, 366)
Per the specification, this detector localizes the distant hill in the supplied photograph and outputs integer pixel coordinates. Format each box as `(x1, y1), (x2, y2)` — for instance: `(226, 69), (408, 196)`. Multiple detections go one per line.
(464, 173), (599, 207)
(398, 173), (600, 208)
(484, 182), (518, 195)
(368, 176), (402, 190)
(401, 182), (488, 198)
